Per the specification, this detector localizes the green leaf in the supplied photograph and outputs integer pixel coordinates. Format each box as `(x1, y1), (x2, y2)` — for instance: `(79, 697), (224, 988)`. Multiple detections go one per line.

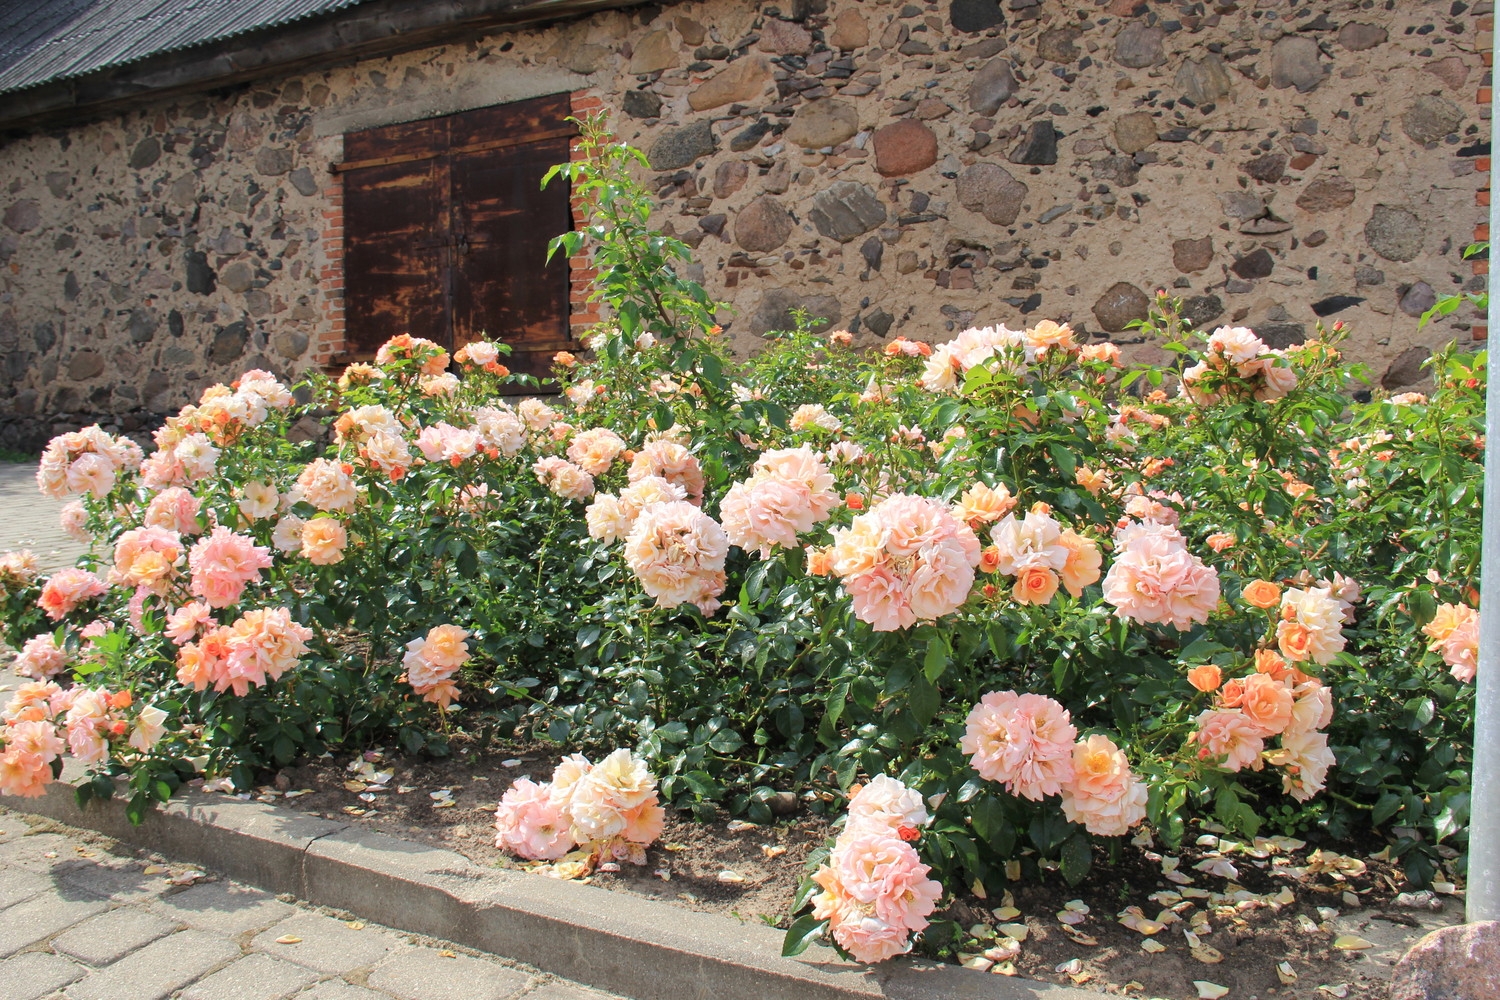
(1371, 792), (1403, 826)
(1048, 442), (1077, 481)
(922, 634), (949, 683)
(908, 675), (939, 726)
(1060, 833), (1093, 886)
(782, 914), (827, 957)
(708, 729), (744, 754)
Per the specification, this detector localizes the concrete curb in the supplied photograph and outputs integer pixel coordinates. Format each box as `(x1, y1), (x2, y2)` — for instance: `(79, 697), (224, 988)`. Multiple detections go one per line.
(4, 775), (1110, 1000)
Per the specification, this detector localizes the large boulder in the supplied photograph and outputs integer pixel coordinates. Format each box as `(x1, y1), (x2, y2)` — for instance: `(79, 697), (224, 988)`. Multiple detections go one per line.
(1391, 921), (1500, 1000)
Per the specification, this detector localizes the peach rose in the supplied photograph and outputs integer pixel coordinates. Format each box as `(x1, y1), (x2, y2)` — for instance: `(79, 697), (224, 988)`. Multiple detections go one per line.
(1187, 664), (1222, 693)
(1238, 672), (1294, 737)
(1012, 564), (1060, 606)
(1241, 579), (1282, 609)
(301, 518), (348, 565)
(1277, 622), (1315, 663)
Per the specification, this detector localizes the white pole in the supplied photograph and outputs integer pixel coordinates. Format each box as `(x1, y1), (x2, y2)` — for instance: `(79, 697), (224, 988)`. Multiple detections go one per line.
(1467, 22), (1500, 924)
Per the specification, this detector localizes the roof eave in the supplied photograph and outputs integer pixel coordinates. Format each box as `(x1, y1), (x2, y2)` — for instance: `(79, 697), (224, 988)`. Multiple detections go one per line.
(0, 0), (651, 135)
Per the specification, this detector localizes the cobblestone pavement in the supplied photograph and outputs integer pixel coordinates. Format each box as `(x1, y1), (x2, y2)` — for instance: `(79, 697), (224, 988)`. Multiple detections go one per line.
(0, 462), (90, 574)
(0, 808), (624, 1000)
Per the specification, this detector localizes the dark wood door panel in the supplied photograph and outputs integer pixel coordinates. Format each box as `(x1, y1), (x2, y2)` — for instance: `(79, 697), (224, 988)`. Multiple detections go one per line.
(343, 158), (448, 358)
(340, 94), (577, 367)
(447, 92), (570, 149)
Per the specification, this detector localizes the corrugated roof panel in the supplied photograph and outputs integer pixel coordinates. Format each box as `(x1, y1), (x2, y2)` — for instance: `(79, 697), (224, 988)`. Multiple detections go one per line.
(0, 0), (372, 95)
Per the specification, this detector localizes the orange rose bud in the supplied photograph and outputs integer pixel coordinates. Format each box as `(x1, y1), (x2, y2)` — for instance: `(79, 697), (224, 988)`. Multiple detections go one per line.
(1241, 579), (1282, 609)
(110, 720), (129, 736)
(806, 546), (834, 577)
(1219, 677), (1246, 708)
(1205, 532), (1236, 553)
(845, 492), (865, 511)
(979, 545), (1002, 574)
(1254, 649), (1288, 680)
(898, 825), (921, 842)
(982, 583), (999, 598)
(1187, 664), (1223, 692)
(554, 351), (577, 368)
(109, 690), (134, 708)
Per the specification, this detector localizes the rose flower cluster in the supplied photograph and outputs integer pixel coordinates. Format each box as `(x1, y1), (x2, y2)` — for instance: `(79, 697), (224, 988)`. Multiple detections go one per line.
(809, 775), (943, 963)
(1181, 326), (1298, 405)
(2, 681), (167, 798)
(1423, 602), (1479, 683)
(495, 749), (665, 865)
(401, 624), (471, 709)
(825, 494), (981, 632)
(962, 692), (1149, 836)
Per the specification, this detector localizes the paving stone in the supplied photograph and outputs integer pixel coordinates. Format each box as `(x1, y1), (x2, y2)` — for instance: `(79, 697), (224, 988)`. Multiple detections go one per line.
(64, 928), (240, 1000)
(252, 913), (403, 975)
(367, 949), (531, 1000)
(0, 893), (109, 958)
(180, 954), (319, 1000)
(518, 985), (617, 1000)
(150, 880), (295, 936)
(0, 864), (49, 908)
(292, 984), (388, 1000)
(0, 832), (74, 868)
(0, 952), (86, 1000)
(55, 859), (169, 903)
(52, 907), (178, 966)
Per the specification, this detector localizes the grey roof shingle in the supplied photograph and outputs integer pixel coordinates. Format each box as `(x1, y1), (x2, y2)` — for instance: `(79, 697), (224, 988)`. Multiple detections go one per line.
(0, 0), (372, 95)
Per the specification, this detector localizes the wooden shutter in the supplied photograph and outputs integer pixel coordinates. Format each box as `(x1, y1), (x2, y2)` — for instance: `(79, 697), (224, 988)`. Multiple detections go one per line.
(339, 94), (575, 384)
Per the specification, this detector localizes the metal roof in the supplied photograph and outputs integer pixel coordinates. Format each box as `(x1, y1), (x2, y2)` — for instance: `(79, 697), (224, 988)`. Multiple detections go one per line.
(0, 0), (373, 95)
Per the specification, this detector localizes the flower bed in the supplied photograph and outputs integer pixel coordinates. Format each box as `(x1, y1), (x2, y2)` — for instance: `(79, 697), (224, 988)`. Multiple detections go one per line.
(0, 120), (1481, 980)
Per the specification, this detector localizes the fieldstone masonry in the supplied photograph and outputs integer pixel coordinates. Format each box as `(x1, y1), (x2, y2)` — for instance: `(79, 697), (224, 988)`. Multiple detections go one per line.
(0, 0), (1491, 451)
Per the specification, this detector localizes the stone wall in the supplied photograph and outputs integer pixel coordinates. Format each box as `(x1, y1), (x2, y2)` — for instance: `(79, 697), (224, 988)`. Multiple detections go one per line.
(0, 0), (1490, 451)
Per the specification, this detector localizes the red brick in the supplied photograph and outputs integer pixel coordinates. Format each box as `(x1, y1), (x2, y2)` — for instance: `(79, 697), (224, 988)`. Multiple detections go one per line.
(1480, 87), (1493, 104)
(1480, 189), (1492, 206)
(1475, 326), (1489, 340)
(1478, 223), (1490, 241)
(1476, 156), (1491, 173)
(1473, 259), (1490, 275)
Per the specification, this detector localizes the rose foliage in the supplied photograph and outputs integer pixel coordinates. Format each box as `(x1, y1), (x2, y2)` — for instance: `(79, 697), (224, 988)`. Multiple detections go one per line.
(0, 118), (1482, 964)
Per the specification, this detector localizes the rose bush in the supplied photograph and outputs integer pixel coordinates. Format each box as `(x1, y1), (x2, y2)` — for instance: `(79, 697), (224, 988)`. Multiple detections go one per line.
(0, 117), (1481, 963)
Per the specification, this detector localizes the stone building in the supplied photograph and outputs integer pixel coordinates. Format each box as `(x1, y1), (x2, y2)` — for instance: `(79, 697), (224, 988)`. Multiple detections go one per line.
(0, 0), (1489, 450)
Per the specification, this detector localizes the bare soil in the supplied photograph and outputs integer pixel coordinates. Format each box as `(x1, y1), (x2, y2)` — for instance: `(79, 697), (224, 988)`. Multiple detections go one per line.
(258, 738), (1461, 1000)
